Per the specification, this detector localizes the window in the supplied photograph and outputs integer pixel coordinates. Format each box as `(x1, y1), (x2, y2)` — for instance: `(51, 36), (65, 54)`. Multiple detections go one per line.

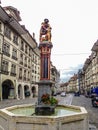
(29, 47), (31, 56)
(28, 71), (30, 81)
(24, 70), (26, 80)
(4, 26), (11, 39)
(24, 56), (27, 67)
(32, 54), (34, 60)
(1, 60), (9, 74)
(20, 40), (24, 51)
(2, 42), (10, 57)
(0, 22), (2, 32)
(13, 33), (18, 45)
(38, 67), (40, 74)
(11, 64), (16, 76)
(20, 53), (23, 65)
(25, 44), (27, 53)
(28, 58), (30, 68)
(12, 48), (17, 60)
(19, 68), (22, 79)
(35, 56), (37, 63)
(32, 64), (34, 73)
(0, 39), (1, 52)
(35, 66), (36, 74)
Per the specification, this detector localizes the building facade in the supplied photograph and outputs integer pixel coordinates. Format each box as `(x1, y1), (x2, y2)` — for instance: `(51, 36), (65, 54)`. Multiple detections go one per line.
(0, 5), (59, 101)
(65, 40), (98, 95)
(0, 5), (40, 100)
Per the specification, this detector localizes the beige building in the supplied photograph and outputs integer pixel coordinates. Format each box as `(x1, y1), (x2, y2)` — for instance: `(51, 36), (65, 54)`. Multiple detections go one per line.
(66, 40), (98, 95)
(79, 41), (98, 95)
(31, 47), (40, 97)
(0, 5), (40, 100)
(77, 69), (85, 94)
(68, 74), (78, 92)
(50, 62), (60, 91)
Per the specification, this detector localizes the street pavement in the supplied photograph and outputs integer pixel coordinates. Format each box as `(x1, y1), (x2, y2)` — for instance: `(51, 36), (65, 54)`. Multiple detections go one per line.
(57, 94), (98, 130)
(71, 94), (98, 130)
(0, 98), (37, 109)
(0, 94), (98, 130)
(58, 94), (73, 105)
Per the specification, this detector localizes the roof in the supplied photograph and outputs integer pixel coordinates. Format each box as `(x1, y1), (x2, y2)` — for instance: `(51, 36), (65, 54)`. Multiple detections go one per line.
(3, 6), (21, 21)
(0, 5), (25, 35)
(91, 40), (98, 51)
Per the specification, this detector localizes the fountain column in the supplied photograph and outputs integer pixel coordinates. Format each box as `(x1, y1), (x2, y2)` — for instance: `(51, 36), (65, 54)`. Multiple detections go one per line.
(37, 18), (53, 104)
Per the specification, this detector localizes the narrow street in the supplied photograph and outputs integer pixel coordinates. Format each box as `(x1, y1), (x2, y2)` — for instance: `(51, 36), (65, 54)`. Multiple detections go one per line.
(71, 94), (98, 130)
(58, 94), (73, 105)
(57, 94), (98, 130)
(59, 93), (98, 130)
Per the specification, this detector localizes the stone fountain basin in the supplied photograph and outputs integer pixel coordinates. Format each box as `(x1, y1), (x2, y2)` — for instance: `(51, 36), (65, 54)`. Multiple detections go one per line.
(0, 104), (89, 130)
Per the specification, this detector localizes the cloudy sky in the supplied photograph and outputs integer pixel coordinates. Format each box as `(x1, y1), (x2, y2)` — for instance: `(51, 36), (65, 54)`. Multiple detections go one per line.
(1, 0), (98, 82)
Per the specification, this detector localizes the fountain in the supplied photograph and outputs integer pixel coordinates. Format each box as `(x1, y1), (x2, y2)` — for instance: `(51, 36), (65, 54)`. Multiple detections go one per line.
(0, 19), (89, 130)
(35, 18), (55, 115)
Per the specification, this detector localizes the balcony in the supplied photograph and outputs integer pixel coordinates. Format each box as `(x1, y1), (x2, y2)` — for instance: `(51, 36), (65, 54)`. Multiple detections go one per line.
(1, 70), (9, 75)
(3, 51), (10, 57)
(23, 77), (26, 81)
(12, 55), (18, 60)
(10, 72), (16, 76)
(18, 76), (22, 80)
(24, 64), (27, 67)
(20, 61), (23, 65)
(13, 40), (18, 45)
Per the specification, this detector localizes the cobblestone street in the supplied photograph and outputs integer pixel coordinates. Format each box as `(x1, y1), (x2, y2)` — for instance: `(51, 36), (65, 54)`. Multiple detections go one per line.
(72, 94), (98, 130)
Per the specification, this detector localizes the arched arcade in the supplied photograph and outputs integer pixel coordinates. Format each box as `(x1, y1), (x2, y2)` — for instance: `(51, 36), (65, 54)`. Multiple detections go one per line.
(2, 79), (15, 99)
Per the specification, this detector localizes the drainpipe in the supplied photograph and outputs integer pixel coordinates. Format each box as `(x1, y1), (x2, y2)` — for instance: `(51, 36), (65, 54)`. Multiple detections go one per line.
(78, 69), (81, 94)
(0, 34), (4, 101)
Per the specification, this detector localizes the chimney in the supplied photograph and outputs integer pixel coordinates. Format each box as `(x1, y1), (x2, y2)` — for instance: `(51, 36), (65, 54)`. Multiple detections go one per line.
(33, 32), (35, 39)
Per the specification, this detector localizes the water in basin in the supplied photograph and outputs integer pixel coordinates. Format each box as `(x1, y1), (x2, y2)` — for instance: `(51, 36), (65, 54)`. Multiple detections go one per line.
(9, 106), (80, 116)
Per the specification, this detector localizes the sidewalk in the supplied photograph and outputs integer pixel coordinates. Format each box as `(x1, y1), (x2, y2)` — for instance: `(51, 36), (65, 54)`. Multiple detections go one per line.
(0, 98), (37, 109)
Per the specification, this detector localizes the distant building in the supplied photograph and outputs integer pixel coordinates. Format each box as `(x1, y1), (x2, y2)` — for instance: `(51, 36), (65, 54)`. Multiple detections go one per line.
(63, 39), (98, 95)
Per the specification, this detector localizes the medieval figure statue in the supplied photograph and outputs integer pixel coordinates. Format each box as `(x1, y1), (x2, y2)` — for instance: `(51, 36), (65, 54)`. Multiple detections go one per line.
(39, 19), (52, 42)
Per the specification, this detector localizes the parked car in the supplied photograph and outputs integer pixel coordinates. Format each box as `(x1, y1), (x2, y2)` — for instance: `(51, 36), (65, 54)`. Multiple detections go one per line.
(56, 91), (61, 95)
(90, 93), (97, 98)
(91, 95), (98, 107)
(90, 87), (98, 98)
(53, 92), (57, 96)
(60, 92), (66, 97)
(74, 91), (80, 96)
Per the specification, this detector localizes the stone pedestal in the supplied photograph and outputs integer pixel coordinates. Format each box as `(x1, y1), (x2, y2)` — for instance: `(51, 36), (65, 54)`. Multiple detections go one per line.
(35, 105), (55, 115)
(35, 80), (54, 115)
(37, 80), (53, 104)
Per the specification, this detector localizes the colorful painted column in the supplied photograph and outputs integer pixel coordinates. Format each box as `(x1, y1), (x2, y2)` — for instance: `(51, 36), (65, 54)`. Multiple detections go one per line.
(37, 19), (53, 104)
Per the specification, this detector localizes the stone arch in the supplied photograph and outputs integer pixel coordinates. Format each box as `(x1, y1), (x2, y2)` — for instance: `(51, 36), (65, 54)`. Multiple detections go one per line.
(24, 85), (30, 97)
(31, 86), (36, 97)
(2, 79), (15, 99)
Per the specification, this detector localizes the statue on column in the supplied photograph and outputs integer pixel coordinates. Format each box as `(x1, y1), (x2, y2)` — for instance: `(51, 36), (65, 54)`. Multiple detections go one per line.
(39, 18), (52, 43)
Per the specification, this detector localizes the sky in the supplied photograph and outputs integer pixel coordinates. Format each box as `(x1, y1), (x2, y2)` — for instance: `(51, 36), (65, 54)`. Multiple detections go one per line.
(1, 0), (98, 82)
